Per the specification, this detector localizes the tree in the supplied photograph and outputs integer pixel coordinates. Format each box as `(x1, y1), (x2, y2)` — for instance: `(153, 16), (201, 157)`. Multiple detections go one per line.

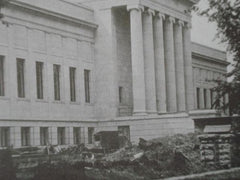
(195, 0), (240, 115)
(0, 0), (9, 19)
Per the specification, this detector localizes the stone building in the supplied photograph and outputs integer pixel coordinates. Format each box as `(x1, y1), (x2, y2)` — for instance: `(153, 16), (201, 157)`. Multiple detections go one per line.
(0, 0), (228, 148)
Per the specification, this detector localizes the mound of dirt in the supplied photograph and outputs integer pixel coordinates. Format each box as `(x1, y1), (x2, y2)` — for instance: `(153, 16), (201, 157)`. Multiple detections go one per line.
(85, 133), (218, 179)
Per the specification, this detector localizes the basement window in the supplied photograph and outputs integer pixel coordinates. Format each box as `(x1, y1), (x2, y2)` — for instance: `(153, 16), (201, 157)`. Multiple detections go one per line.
(0, 127), (10, 147)
(40, 127), (49, 146)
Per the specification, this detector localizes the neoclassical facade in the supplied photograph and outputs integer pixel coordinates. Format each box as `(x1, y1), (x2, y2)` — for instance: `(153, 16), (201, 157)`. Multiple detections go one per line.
(0, 0), (228, 148)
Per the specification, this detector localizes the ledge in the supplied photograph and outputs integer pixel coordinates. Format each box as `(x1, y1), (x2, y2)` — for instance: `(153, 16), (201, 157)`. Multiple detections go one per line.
(189, 109), (219, 119)
(8, 0), (98, 29)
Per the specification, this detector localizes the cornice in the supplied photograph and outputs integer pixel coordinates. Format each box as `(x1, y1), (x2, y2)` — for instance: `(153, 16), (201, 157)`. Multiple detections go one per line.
(192, 52), (229, 66)
(8, 0), (98, 29)
(141, 0), (191, 23)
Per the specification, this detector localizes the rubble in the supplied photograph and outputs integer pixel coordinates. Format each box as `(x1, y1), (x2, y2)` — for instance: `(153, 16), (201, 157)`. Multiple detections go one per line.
(27, 133), (222, 179)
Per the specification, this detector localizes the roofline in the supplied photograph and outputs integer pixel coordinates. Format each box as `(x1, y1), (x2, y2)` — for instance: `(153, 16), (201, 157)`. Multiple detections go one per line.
(192, 52), (230, 66)
(192, 42), (226, 55)
(8, 0), (98, 29)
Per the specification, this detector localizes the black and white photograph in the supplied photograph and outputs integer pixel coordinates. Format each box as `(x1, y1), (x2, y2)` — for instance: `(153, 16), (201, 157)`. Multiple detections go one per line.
(0, 0), (239, 179)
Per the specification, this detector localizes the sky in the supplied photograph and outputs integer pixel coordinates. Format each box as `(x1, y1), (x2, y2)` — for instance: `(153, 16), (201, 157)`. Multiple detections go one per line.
(191, 0), (226, 51)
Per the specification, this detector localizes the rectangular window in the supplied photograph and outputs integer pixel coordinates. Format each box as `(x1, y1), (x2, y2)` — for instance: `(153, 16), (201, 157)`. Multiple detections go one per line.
(36, 62), (44, 99)
(53, 64), (61, 101)
(69, 67), (76, 102)
(57, 127), (65, 145)
(0, 127), (10, 147)
(40, 127), (49, 146)
(0, 56), (4, 96)
(84, 69), (90, 103)
(210, 89), (213, 107)
(88, 127), (94, 144)
(17, 58), (25, 98)
(196, 88), (200, 109)
(73, 127), (81, 145)
(119, 86), (123, 104)
(204, 89), (207, 109)
(21, 127), (30, 146)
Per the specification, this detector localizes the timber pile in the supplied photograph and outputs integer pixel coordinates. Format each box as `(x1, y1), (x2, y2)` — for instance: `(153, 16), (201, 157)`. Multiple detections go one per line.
(199, 134), (235, 168)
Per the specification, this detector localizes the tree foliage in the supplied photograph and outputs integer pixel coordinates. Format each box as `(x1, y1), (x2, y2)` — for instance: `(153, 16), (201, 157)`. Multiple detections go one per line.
(196, 0), (240, 115)
(0, 0), (8, 8)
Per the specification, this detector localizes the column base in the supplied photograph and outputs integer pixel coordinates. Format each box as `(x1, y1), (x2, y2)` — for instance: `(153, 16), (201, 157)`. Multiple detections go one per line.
(158, 111), (167, 115)
(147, 110), (158, 114)
(133, 111), (147, 116)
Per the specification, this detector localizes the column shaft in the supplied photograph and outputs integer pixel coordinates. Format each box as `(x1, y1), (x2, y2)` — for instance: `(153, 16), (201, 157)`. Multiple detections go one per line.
(143, 9), (157, 114)
(174, 20), (186, 112)
(183, 23), (195, 111)
(164, 17), (177, 112)
(128, 5), (146, 115)
(153, 13), (167, 114)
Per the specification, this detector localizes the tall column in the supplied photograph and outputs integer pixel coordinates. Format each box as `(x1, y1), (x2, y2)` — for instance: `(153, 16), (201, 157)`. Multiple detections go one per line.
(183, 22), (195, 111)
(153, 12), (167, 114)
(174, 20), (186, 112)
(164, 16), (177, 112)
(143, 9), (157, 114)
(206, 89), (211, 109)
(127, 5), (146, 115)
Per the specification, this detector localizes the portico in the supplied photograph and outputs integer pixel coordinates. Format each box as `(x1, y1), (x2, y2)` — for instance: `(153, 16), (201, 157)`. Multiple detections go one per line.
(126, 2), (194, 115)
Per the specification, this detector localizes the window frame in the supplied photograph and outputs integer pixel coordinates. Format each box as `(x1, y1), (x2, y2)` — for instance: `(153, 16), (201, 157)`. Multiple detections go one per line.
(84, 69), (91, 103)
(40, 127), (49, 146)
(0, 127), (10, 147)
(196, 87), (200, 109)
(53, 64), (61, 101)
(21, 127), (30, 146)
(0, 56), (5, 96)
(203, 89), (207, 109)
(57, 127), (65, 145)
(17, 58), (25, 98)
(36, 61), (44, 99)
(69, 67), (76, 102)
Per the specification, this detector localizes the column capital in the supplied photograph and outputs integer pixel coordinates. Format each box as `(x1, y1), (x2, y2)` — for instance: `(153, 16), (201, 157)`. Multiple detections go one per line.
(166, 16), (175, 24)
(145, 8), (155, 16)
(184, 22), (192, 29)
(176, 19), (185, 27)
(127, 4), (144, 12)
(155, 12), (165, 20)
